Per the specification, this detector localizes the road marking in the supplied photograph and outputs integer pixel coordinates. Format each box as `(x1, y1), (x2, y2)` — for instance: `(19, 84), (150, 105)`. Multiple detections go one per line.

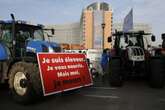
(90, 87), (117, 90)
(84, 94), (120, 99)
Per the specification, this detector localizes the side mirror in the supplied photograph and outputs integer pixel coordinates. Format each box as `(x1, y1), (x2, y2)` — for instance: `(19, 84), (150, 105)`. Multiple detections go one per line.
(161, 33), (165, 40)
(151, 35), (156, 42)
(108, 37), (112, 42)
(51, 29), (55, 35)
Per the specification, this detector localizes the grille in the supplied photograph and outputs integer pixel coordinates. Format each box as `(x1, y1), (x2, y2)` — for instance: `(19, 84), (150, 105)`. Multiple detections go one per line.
(132, 48), (144, 56)
(127, 46), (145, 61)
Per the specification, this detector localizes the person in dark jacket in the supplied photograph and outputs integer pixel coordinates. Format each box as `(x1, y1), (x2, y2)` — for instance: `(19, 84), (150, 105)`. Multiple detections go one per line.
(100, 48), (110, 78)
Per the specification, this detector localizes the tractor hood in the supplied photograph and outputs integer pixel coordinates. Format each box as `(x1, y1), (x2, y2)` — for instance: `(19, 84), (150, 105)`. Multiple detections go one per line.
(26, 40), (61, 53)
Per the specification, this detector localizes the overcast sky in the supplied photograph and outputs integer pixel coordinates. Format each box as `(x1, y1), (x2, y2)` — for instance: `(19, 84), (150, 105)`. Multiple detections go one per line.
(0, 0), (164, 43)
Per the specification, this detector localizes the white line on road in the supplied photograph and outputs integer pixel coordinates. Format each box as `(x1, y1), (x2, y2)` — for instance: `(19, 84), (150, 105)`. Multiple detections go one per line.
(84, 94), (120, 99)
(90, 87), (117, 90)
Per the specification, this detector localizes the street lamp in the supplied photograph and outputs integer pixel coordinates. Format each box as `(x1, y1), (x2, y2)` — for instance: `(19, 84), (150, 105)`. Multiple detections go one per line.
(101, 23), (105, 50)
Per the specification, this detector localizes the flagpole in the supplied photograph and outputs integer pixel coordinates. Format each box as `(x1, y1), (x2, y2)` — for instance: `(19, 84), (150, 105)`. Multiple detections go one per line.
(131, 0), (134, 31)
(131, 0), (134, 38)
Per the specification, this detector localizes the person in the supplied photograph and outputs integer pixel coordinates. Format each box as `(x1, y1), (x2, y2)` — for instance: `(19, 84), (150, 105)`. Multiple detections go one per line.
(100, 48), (110, 82)
(161, 38), (165, 56)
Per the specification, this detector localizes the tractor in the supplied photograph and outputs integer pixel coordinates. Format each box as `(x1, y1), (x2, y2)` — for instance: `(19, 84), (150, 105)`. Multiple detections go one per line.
(161, 33), (165, 55)
(0, 14), (61, 103)
(154, 33), (165, 56)
(108, 30), (165, 88)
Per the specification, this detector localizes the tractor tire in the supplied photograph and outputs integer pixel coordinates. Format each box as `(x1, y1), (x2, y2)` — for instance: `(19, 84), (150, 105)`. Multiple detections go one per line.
(26, 63), (43, 96)
(109, 58), (123, 87)
(149, 57), (165, 88)
(9, 62), (42, 104)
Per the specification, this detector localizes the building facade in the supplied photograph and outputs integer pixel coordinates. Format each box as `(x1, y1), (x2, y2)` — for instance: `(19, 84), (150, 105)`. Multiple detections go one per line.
(81, 2), (113, 49)
(45, 22), (81, 44)
(45, 2), (152, 50)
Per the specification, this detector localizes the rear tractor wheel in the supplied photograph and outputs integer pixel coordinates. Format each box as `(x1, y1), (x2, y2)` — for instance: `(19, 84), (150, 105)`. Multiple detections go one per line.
(9, 62), (42, 104)
(149, 57), (165, 88)
(109, 58), (123, 87)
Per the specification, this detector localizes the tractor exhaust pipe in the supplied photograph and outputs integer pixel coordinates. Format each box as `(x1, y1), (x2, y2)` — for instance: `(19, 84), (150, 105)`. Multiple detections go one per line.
(10, 13), (15, 21)
(10, 13), (16, 57)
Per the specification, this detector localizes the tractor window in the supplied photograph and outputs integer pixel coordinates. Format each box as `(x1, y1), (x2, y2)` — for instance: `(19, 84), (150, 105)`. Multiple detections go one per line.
(119, 37), (128, 49)
(0, 25), (12, 47)
(2, 30), (12, 42)
(15, 24), (44, 41)
(118, 34), (144, 48)
(128, 37), (138, 46)
(16, 30), (30, 40)
(15, 29), (31, 57)
(15, 25), (31, 41)
(34, 29), (44, 40)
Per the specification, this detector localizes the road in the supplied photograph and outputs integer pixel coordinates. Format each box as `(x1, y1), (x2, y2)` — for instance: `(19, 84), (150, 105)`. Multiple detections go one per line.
(0, 77), (165, 110)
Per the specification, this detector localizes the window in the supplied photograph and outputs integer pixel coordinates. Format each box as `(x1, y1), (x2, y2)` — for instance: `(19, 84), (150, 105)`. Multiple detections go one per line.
(2, 29), (12, 43)
(34, 29), (44, 40)
(0, 24), (12, 48)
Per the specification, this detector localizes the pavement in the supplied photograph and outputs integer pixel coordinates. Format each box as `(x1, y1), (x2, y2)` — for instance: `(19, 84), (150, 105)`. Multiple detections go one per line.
(0, 75), (165, 110)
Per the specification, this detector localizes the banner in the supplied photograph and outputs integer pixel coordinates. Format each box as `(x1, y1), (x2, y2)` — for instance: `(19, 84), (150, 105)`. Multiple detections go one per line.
(37, 53), (93, 96)
(123, 8), (133, 32)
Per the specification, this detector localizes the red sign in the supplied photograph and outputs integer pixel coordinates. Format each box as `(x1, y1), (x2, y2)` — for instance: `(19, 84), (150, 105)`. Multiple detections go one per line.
(37, 53), (93, 96)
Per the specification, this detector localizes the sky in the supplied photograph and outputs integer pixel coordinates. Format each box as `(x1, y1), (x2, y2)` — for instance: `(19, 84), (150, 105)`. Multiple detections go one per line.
(0, 0), (165, 44)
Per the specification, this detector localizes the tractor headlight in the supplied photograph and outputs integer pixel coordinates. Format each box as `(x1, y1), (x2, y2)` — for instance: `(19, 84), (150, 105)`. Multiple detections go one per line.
(48, 46), (54, 53)
(42, 45), (49, 52)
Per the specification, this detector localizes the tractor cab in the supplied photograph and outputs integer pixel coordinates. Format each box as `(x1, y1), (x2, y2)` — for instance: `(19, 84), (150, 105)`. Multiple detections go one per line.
(0, 21), (45, 57)
(109, 31), (154, 61)
(0, 20), (61, 60)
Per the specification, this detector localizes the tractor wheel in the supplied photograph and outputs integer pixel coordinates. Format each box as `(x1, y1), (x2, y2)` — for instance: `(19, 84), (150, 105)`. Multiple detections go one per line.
(9, 62), (42, 104)
(109, 58), (123, 87)
(149, 57), (165, 88)
(26, 63), (42, 96)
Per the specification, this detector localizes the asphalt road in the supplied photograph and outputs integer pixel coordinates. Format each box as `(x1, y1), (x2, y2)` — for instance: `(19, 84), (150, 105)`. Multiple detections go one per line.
(0, 77), (165, 110)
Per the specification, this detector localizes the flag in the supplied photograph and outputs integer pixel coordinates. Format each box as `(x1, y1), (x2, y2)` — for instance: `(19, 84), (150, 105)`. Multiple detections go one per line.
(123, 9), (133, 32)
